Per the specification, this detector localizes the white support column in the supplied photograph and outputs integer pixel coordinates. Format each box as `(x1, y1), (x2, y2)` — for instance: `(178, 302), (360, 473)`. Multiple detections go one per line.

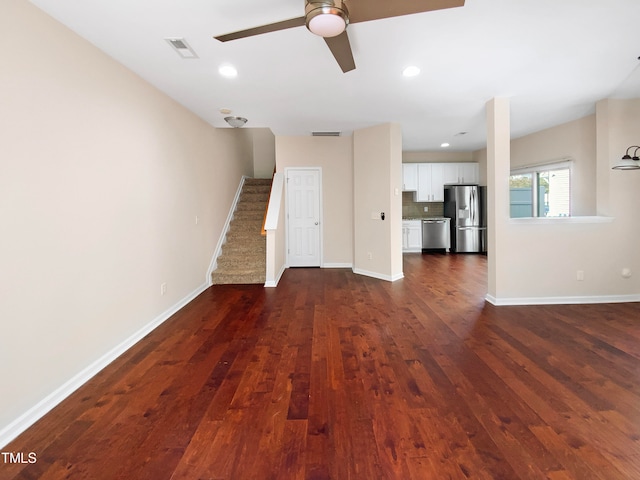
(486, 98), (511, 303)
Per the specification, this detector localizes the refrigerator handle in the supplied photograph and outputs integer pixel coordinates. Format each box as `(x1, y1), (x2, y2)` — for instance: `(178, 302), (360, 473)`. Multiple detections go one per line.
(471, 188), (476, 224)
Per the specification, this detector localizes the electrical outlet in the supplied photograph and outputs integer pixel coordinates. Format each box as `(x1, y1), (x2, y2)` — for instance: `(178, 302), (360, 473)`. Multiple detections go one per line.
(576, 270), (584, 281)
(160, 283), (167, 295)
(367, 252), (373, 260)
(424, 206), (429, 212)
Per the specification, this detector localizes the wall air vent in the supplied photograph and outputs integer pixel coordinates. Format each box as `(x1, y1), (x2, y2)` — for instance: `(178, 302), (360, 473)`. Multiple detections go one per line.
(165, 37), (198, 59)
(312, 131), (341, 137)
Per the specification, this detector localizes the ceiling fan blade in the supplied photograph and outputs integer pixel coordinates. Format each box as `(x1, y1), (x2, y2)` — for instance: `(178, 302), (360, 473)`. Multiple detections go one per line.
(214, 16), (306, 42)
(324, 31), (356, 73)
(347, 0), (465, 24)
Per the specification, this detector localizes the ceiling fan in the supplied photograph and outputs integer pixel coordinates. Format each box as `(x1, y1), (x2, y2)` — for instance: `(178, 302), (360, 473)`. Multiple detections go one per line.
(214, 0), (465, 73)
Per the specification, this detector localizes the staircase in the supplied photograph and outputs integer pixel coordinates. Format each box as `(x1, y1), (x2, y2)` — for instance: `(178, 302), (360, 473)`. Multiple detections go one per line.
(211, 178), (271, 285)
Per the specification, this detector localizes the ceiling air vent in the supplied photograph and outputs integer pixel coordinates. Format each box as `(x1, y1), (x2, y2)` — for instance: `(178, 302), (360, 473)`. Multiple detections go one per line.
(312, 131), (341, 137)
(165, 37), (198, 59)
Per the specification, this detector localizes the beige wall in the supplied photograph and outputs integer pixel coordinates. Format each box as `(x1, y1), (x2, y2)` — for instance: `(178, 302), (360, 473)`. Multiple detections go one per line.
(274, 136), (354, 266)
(486, 98), (640, 303)
(510, 115), (597, 216)
(486, 98), (512, 301)
(0, 0), (254, 440)
(353, 124), (403, 281)
(475, 114), (598, 215)
(402, 151), (474, 163)
(250, 128), (276, 179)
(472, 149), (488, 186)
(389, 125), (404, 278)
(597, 98), (640, 293)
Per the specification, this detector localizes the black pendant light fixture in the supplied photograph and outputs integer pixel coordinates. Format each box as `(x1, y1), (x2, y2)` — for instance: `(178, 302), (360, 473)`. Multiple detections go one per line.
(612, 145), (640, 170)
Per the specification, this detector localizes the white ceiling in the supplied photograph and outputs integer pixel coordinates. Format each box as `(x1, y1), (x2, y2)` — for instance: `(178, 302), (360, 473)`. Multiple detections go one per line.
(29, 0), (640, 151)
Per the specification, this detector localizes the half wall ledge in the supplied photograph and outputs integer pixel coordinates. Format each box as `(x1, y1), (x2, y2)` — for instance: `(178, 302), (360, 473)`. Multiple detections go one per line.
(508, 216), (615, 225)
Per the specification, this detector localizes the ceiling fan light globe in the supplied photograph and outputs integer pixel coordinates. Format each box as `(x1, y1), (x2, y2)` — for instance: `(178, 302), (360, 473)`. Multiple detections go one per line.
(308, 13), (346, 37)
(305, 3), (349, 38)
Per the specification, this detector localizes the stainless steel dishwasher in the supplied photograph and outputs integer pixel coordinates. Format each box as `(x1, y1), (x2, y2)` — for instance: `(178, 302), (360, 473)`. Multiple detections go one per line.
(422, 218), (451, 251)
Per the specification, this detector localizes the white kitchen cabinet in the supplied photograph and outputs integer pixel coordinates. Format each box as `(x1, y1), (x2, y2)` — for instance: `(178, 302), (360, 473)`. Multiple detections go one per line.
(402, 163), (418, 191)
(416, 164), (431, 201)
(402, 220), (422, 252)
(442, 163), (460, 185)
(430, 164), (444, 201)
(414, 162), (480, 202)
(443, 163), (480, 184)
(458, 163), (480, 184)
(417, 164), (445, 202)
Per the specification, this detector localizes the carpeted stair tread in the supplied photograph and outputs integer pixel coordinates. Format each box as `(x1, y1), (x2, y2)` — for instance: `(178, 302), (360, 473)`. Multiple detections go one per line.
(222, 243), (266, 255)
(210, 271), (266, 285)
(227, 226), (263, 237)
(236, 202), (267, 212)
(244, 178), (272, 185)
(240, 191), (270, 201)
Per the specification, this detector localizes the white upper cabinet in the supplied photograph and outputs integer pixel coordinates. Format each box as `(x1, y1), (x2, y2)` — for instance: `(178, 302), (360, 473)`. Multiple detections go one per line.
(417, 164), (445, 202)
(442, 164), (460, 185)
(416, 164), (431, 201)
(429, 164), (444, 201)
(402, 163), (418, 191)
(458, 163), (480, 184)
(443, 163), (480, 184)
(404, 162), (480, 203)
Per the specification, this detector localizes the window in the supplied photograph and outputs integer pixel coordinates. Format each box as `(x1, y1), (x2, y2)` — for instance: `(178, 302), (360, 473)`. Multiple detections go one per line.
(509, 161), (571, 218)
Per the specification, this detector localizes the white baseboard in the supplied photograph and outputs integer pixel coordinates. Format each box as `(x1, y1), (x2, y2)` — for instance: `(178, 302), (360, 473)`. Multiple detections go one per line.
(264, 264), (287, 288)
(352, 268), (404, 282)
(0, 283), (209, 449)
(322, 263), (353, 269)
(485, 293), (640, 306)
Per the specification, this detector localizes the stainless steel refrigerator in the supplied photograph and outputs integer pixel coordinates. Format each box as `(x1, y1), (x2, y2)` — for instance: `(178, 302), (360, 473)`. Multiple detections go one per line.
(444, 184), (487, 253)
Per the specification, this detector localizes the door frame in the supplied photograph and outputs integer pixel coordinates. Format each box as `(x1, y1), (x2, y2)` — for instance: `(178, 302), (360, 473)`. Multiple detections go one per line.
(285, 167), (323, 267)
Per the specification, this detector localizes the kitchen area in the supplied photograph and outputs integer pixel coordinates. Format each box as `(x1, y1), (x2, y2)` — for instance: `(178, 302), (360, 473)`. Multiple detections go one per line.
(402, 161), (487, 254)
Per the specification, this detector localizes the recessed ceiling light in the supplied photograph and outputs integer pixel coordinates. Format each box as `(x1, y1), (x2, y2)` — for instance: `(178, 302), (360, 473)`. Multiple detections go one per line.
(441, 143), (450, 148)
(218, 64), (238, 78)
(402, 66), (420, 77)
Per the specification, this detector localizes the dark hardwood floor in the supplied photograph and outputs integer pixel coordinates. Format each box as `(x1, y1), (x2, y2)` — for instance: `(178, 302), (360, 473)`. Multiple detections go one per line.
(2, 254), (640, 479)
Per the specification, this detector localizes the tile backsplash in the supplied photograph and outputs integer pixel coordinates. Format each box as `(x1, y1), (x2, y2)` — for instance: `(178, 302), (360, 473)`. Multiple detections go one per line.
(402, 191), (444, 218)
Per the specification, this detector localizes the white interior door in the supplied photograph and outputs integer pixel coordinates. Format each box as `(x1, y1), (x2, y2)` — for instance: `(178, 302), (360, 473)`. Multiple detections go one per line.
(287, 168), (321, 267)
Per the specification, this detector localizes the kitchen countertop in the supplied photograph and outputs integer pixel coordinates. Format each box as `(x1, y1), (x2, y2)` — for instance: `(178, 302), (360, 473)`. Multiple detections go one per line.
(403, 217), (449, 221)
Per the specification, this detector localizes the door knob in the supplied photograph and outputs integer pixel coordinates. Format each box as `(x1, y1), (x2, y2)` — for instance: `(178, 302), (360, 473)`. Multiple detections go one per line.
(315, 222), (319, 225)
